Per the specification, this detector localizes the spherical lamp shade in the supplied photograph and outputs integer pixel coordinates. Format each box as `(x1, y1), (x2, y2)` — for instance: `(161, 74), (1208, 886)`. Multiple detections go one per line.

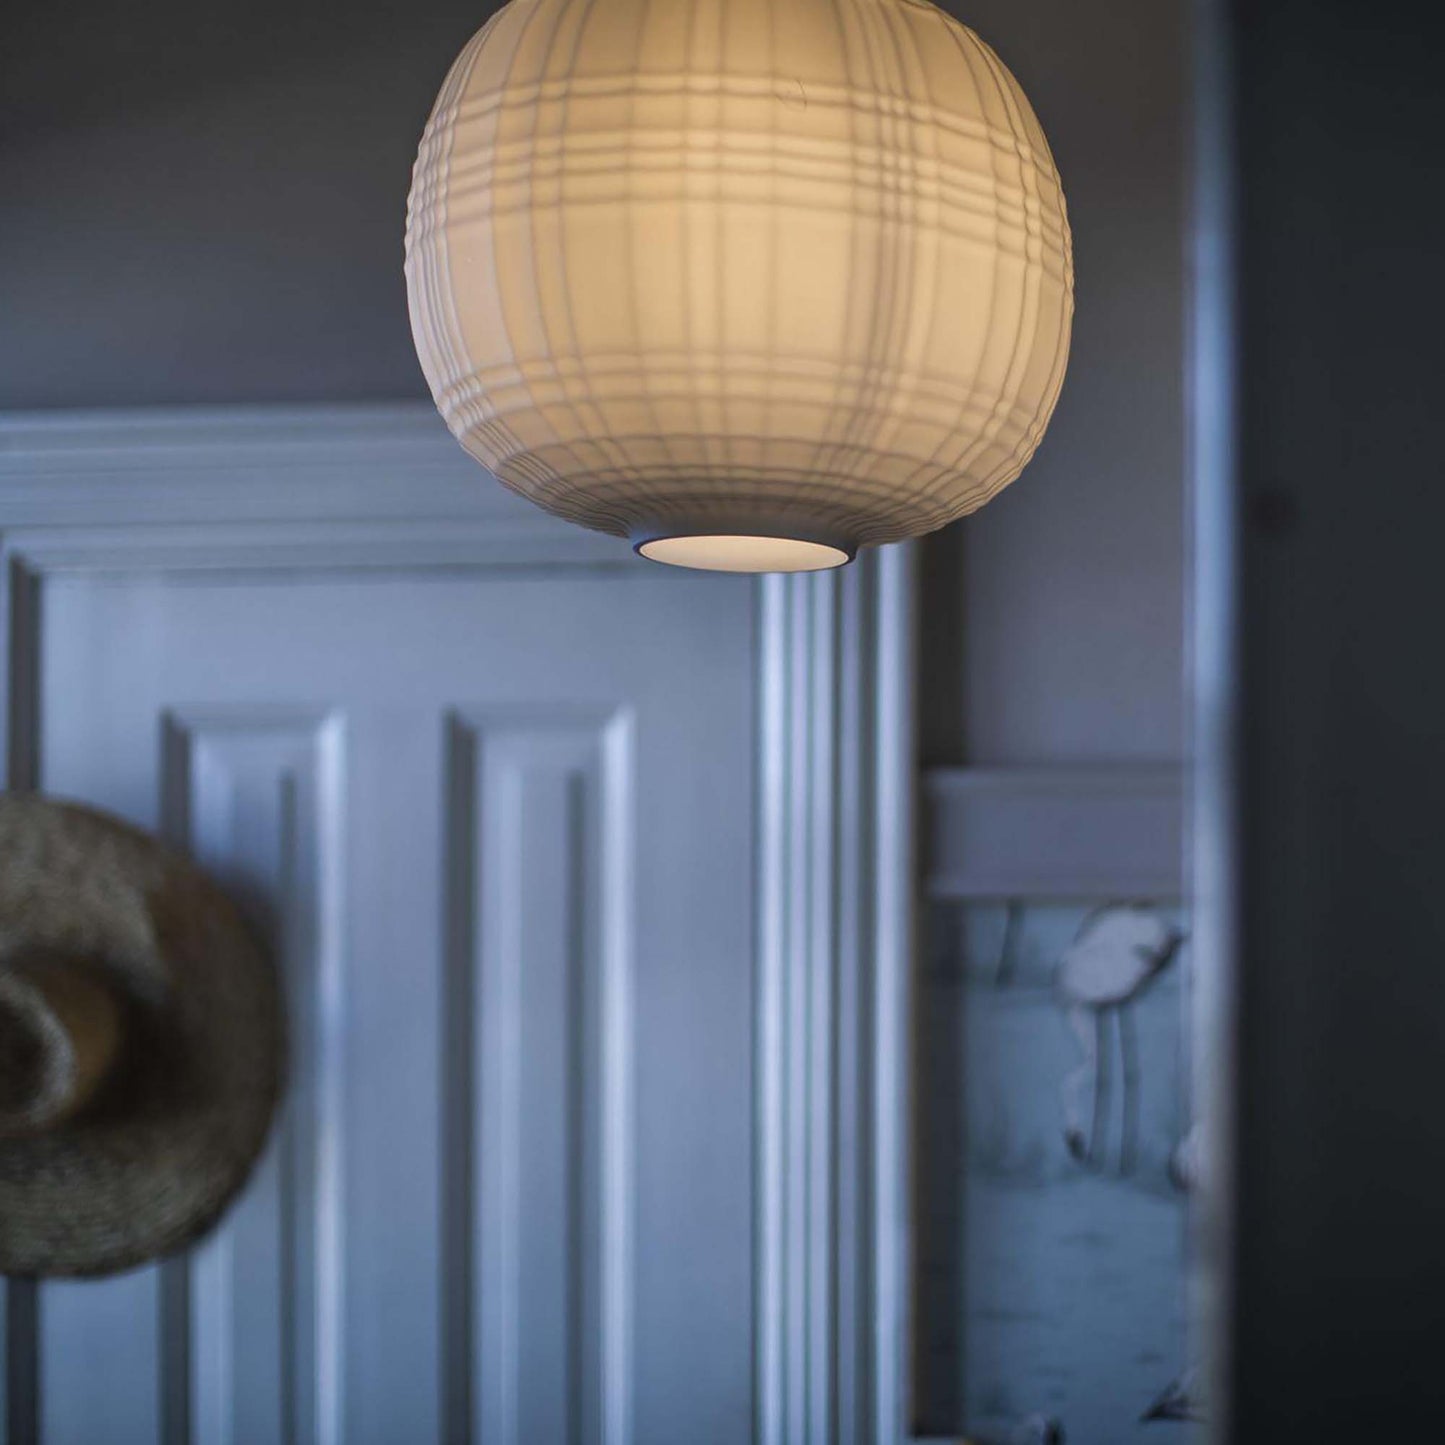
(405, 0), (1073, 572)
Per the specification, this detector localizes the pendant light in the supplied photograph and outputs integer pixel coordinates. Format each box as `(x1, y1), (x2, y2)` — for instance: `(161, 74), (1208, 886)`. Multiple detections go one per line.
(405, 0), (1072, 572)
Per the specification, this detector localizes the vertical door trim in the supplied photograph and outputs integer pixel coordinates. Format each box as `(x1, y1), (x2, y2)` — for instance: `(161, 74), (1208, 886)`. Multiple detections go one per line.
(1188, 0), (1240, 1437)
(756, 545), (918, 1445)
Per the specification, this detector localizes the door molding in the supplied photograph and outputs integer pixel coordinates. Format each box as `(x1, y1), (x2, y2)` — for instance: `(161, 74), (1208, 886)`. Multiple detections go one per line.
(0, 404), (918, 1445)
(757, 551), (916, 1445)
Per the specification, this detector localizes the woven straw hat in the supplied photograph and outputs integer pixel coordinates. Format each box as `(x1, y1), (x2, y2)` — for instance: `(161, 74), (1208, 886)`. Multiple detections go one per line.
(0, 795), (283, 1277)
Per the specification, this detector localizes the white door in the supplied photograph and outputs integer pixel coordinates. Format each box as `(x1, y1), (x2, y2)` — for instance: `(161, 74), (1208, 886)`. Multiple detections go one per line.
(0, 407), (913, 1445)
(28, 564), (755, 1445)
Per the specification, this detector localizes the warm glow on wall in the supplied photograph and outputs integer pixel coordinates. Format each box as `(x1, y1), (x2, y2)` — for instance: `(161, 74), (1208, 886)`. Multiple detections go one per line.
(406, 0), (1073, 572)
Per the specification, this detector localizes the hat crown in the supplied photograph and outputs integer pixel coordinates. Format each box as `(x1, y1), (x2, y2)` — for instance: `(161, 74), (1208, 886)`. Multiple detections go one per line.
(0, 950), (122, 1138)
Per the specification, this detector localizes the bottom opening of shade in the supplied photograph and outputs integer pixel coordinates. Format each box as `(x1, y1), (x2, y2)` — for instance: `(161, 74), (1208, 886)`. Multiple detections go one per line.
(636, 534), (852, 574)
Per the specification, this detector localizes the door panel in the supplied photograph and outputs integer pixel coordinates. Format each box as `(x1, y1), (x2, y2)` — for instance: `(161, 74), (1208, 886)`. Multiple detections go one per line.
(32, 568), (756, 1445)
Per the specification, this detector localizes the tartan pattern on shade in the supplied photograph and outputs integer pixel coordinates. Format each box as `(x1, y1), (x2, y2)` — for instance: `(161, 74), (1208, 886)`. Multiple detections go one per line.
(405, 0), (1073, 557)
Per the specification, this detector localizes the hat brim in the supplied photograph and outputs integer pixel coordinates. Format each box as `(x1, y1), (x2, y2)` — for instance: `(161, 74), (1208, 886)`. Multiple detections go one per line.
(0, 796), (284, 1278)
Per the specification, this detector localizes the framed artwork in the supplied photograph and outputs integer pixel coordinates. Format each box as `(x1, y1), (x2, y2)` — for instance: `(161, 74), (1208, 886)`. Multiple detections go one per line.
(916, 770), (1201, 1443)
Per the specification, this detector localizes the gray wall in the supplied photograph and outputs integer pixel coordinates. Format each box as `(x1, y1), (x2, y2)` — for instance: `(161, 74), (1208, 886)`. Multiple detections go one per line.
(921, 0), (1187, 767)
(1, 0), (484, 407)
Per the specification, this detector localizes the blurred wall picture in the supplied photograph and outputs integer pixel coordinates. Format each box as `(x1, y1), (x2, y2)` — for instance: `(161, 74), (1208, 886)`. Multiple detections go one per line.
(918, 900), (1200, 1442)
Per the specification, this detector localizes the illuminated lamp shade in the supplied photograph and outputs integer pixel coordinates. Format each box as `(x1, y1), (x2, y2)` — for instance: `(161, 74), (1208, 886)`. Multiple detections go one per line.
(405, 0), (1073, 572)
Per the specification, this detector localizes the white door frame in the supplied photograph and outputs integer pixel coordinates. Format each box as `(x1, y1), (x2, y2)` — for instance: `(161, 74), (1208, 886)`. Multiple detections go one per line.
(0, 405), (917, 1445)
